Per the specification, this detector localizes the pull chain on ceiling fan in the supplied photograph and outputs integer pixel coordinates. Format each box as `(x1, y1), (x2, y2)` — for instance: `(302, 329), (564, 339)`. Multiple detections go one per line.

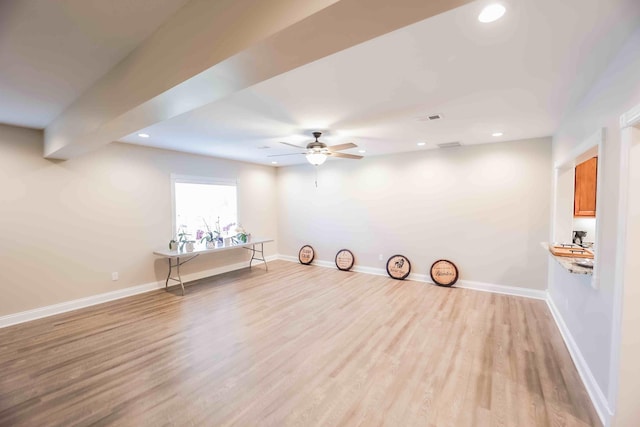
(268, 131), (363, 165)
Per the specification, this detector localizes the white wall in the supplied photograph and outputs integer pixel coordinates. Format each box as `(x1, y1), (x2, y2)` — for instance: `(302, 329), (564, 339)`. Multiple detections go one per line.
(548, 27), (640, 423)
(277, 137), (551, 290)
(0, 124), (278, 317)
(554, 166), (576, 242)
(615, 124), (640, 427)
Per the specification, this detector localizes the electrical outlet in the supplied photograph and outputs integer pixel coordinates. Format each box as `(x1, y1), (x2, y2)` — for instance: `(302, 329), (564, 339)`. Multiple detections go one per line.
(111, 272), (119, 281)
(378, 254), (383, 261)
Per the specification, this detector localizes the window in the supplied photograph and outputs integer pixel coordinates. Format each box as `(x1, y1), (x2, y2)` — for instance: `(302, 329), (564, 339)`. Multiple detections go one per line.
(171, 175), (238, 243)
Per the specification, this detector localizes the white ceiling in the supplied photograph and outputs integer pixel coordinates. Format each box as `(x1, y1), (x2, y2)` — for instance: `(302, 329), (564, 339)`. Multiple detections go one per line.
(0, 0), (190, 129)
(1, 0), (638, 165)
(120, 0), (640, 165)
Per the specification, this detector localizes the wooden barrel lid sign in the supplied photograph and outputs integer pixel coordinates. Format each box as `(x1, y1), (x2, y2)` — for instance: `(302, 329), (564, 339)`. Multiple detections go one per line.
(386, 255), (411, 280)
(335, 249), (355, 271)
(430, 259), (459, 287)
(298, 245), (315, 265)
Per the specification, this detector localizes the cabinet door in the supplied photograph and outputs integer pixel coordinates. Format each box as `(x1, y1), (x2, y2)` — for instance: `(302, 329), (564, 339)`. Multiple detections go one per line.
(574, 157), (597, 217)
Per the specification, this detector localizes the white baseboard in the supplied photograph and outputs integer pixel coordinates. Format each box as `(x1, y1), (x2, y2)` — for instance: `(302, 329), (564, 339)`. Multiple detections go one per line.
(0, 255), (278, 329)
(546, 294), (612, 427)
(455, 280), (547, 300)
(277, 255), (547, 300)
(0, 281), (164, 328)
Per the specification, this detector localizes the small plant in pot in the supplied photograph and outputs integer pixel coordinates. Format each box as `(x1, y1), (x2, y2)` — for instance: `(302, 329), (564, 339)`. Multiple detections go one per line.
(235, 225), (249, 243)
(173, 226), (191, 251)
(200, 218), (220, 249)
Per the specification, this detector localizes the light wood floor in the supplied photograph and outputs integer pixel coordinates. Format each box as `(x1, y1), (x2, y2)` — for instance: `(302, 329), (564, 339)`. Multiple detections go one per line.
(0, 261), (600, 426)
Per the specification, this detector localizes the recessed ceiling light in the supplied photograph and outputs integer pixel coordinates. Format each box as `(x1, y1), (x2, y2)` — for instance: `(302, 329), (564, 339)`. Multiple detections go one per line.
(359, 150), (366, 153)
(138, 133), (150, 138)
(478, 4), (506, 23)
(492, 132), (504, 137)
(417, 142), (427, 146)
(271, 161), (278, 164)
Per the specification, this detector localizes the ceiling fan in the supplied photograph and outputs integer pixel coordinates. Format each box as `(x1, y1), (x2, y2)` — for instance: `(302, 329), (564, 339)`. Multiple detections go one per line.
(268, 131), (363, 165)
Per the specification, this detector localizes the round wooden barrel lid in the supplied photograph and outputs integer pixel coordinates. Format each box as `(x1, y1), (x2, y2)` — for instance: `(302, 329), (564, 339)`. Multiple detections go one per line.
(335, 249), (355, 271)
(386, 255), (411, 280)
(298, 245), (315, 265)
(430, 259), (459, 287)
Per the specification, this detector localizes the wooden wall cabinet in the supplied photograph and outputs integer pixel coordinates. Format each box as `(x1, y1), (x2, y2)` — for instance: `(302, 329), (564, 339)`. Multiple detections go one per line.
(574, 157), (598, 217)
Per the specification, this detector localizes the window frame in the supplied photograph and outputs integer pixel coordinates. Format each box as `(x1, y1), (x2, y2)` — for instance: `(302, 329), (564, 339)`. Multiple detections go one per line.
(170, 173), (239, 239)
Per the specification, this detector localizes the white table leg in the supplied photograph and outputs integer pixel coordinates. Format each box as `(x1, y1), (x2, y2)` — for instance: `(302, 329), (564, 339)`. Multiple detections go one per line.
(164, 255), (198, 295)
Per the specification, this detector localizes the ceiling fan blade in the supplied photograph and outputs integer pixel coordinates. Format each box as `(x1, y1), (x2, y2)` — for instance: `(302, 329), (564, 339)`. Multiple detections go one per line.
(327, 142), (357, 151)
(267, 152), (306, 157)
(279, 141), (307, 149)
(329, 152), (363, 159)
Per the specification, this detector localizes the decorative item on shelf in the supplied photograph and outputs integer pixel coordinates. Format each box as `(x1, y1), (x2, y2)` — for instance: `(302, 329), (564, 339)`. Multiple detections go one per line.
(235, 225), (249, 243)
(335, 249), (355, 271)
(430, 259), (459, 287)
(222, 220), (236, 243)
(214, 217), (224, 244)
(185, 241), (195, 253)
(176, 226), (190, 252)
(298, 245), (315, 265)
(169, 239), (177, 251)
(572, 230), (587, 245)
(386, 255), (411, 280)
(200, 218), (220, 248)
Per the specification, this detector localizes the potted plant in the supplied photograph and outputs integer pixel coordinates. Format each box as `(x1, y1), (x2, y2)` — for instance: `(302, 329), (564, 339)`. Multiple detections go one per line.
(219, 220), (235, 246)
(200, 218), (220, 249)
(222, 221), (236, 236)
(235, 225), (249, 243)
(176, 226), (191, 251)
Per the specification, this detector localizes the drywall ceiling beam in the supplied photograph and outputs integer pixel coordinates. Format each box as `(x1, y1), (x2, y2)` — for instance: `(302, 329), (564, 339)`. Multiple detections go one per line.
(44, 0), (473, 159)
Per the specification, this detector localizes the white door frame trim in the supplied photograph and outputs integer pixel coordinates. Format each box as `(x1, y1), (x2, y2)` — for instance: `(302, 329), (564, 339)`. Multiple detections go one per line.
(608, 103), (640, 417)
(552, 128), (605, 289)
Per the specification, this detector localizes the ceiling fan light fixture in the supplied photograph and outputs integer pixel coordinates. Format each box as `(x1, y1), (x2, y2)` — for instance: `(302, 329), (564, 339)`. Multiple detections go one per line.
(306, 152), (328, 166)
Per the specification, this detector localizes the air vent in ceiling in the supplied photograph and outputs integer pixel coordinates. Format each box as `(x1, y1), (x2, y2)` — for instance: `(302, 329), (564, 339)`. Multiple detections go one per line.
(437, 141), (462, 149)
(415, 113), (443, 122)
